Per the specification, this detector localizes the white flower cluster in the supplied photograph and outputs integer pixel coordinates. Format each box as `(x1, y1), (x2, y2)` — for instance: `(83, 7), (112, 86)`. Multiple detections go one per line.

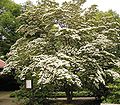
(3, 1), (120, 93)
(106, 70), (120, 80)
(31, 54), (81, 87)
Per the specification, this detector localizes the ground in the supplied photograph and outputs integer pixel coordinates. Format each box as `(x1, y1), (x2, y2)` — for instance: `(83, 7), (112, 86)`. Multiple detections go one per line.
(0, 91), (17, 105)
(0, 91), (120, 105)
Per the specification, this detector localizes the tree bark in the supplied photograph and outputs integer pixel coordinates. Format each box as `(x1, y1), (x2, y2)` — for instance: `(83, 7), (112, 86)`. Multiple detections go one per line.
(95, 96), (101, 105)
(65, 84), (73, 103)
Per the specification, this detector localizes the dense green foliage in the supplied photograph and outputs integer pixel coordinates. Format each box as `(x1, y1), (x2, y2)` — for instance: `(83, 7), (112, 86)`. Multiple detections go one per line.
(103, 79), (120, 104)
(3, 0), (120, 104)
(0, 0), (21, 59)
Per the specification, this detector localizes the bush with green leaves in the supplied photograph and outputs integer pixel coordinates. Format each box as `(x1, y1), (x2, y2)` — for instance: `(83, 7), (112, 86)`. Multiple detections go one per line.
(12, 85), (55, 105)
(3, 0), (120, 104)
(102, 78), (120, 104)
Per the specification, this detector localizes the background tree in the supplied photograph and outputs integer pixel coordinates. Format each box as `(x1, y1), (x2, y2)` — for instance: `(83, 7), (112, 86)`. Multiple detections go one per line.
(3, 0), (120, 104)
(0, 0), (21, 59)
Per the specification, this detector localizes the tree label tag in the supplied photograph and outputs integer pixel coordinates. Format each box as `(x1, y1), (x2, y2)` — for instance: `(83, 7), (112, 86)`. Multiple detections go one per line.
(26, 80), (32, 89)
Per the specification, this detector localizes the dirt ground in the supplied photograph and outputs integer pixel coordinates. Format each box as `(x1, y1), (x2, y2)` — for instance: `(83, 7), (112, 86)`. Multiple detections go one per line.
(0, 91), (120, 105)
(101, 104), (120, 105)
(0, 91), (17, 105)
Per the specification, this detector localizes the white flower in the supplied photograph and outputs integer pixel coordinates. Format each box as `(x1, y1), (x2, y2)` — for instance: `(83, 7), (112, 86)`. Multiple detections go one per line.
(115, 61), (120, 67)
(106, 70), (120, 79)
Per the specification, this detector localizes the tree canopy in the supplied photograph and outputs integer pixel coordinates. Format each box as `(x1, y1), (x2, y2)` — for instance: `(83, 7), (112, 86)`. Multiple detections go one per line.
(0, 0), (21, 59)
(3, 0), (120, 102)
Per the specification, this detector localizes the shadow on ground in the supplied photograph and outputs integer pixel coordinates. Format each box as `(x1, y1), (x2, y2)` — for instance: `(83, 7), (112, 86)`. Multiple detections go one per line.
(0, 92), (120, 105)
(0, 91), (17, 105)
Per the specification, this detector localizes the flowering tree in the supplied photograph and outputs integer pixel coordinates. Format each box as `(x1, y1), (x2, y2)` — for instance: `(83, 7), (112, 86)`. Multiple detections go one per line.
(3, 0), (120, 103)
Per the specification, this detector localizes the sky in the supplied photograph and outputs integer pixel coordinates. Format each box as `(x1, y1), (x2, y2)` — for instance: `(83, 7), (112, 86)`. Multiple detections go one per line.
(13, 0), (120, 14)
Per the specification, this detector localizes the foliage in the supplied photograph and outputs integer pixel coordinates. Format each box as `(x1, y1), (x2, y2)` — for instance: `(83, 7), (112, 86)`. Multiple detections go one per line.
(0, 0), (21, 59)
(3, 0), (120, 104)
(10, 84), (56, 105)
(103, 78), (120, 104)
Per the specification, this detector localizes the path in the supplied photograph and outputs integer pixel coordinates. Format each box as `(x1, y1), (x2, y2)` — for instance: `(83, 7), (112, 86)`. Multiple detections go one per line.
(0, 91), (16, 105)
(0, 91), (120, 105)
(101, 104), (120, 105)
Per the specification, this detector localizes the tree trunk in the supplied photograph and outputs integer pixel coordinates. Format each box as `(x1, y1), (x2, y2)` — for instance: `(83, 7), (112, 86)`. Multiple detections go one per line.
(65, 84), (73, 103)
(95, 96), (101, 105)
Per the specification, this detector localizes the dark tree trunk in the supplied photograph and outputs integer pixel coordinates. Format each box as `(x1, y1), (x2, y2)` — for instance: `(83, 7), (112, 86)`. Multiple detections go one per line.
(95, 96), (102, 105)
(64, 84), (73, 103)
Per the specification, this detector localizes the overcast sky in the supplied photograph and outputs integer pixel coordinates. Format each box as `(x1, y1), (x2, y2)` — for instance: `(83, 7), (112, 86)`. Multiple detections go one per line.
(13, 0), (120, 14)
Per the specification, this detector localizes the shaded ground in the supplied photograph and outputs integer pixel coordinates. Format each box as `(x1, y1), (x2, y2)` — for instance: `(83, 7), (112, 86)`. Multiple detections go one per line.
(101, 104), (120, 105)
(0, 91), (17, 105)
(0, 91), (120, 105)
